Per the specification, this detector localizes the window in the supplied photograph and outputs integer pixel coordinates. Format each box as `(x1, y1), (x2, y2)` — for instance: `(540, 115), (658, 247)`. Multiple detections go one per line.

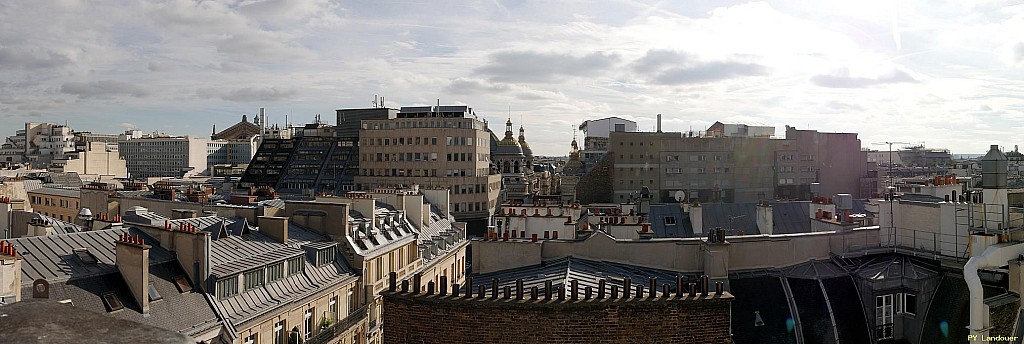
(244, 269), (265, 290)
(243, 333), (257, 344)
(664, 216), (676, 225)
(329, 296), (339, 320)
(288, 256), (304, 276)
(895, 292), (916, 315)
(173, 275), (192, 293)
(216, 276), (239, 298)
(101, 292), (124, 312)
(875, 294), (894, 340)
(317, 248), (336, 266)
(273, 320), (285, 344)
(304, 308), (315, 339)
(267, 262), (285, 282)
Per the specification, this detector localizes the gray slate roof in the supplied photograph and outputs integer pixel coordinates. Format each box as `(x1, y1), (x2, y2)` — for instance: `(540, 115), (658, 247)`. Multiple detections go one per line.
(6, 228), (222, 337)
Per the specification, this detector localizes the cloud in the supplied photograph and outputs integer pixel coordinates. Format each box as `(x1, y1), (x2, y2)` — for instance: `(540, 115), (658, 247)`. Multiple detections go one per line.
(810, 66), (917, 88)
(119, 122), (140, 130)
(60, 80), (150, 99)
(631, 50), (768, 85)
(0, 47), (73, 70)
(475, 51), (619, 83)
(199, 86), (297, 102)
(447, 78), (511, 94)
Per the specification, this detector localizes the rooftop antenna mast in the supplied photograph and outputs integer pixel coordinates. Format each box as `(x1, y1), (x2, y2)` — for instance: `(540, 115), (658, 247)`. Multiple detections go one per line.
(872, 140), (910, 251)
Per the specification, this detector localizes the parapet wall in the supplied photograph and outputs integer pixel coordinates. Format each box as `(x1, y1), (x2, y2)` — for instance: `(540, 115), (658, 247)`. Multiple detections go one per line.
(381, 274), (733, 344)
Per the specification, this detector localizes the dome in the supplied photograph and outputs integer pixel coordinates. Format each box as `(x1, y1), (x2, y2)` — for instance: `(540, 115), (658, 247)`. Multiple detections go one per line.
(518, 125), (533, 158)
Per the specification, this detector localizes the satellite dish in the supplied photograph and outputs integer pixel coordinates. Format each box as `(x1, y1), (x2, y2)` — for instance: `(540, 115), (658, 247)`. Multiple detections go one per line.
(674, 191), (686, 202)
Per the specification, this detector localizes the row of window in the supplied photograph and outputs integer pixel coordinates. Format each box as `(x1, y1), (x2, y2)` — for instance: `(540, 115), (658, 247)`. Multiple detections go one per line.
(30, 195), (79, 210)
(217, 256), (309, 299)
(363, 136), (487, 147)
(362, 119), (480, 130)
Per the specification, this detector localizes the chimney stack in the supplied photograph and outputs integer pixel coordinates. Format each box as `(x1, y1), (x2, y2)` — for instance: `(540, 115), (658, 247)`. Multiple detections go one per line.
(116, 233), (150, 314)
(0, 241), (22, 303)
(258, 216), (289, 244)
(656, 114), (662, 133)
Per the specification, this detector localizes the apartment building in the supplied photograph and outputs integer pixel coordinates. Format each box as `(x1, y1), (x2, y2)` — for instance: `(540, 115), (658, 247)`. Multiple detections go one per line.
(26, 186), (81, 223)
(354, 105), (501, 231)
(609, 126), (867, 203)
(0, 123), (76, 167)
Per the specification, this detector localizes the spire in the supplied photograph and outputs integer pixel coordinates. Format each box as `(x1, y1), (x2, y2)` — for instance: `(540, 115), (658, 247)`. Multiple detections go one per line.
(504, 117), (514, 139)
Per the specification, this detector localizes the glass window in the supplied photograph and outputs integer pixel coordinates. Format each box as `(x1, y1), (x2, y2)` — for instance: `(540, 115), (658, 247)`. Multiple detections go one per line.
(273, 320), (285, 344)
(304, 308), (315, 339)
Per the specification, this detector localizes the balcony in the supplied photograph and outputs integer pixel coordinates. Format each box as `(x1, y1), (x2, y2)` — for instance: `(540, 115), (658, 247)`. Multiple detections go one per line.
(305, 304), (368, 344)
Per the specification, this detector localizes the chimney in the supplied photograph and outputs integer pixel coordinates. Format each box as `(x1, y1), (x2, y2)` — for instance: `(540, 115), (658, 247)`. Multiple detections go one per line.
(115, 233), (150, 314)
(403, 194), (425, 230)
(756, 201), (773, 235)
(637, 223), (655, 240)
(350, 196), (377, 229)
(656, 114), (662, 133)
(259, 216), (289, 244)
(0, 241), (22, 303)
(689, 202), (704, 236)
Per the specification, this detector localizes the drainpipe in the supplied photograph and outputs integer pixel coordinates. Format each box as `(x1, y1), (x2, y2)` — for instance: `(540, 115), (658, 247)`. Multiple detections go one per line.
(965, 242), (1024, 343)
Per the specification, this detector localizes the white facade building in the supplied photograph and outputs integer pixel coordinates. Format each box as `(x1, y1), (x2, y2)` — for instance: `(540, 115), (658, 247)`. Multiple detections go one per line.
(119, 133), (209, 179)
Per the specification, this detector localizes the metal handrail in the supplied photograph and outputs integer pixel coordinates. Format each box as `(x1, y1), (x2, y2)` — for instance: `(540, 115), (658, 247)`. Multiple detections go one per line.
(305, 304), (369, 344)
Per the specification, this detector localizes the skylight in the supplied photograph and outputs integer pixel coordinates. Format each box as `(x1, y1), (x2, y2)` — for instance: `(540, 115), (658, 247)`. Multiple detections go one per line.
(173, 275), (192, 293)
(101, 292), (124, 312)
(73, 248), (97, 265)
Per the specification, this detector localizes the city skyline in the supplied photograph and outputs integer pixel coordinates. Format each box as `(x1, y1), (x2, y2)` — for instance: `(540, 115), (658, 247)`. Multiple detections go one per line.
(1, 0), (1023, 156)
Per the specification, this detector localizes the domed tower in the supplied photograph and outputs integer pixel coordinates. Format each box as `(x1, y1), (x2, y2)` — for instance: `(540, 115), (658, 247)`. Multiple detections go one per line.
(492, 118), (531, 202)
(518, 125), (534, 169)
(563, 133), (584, 175)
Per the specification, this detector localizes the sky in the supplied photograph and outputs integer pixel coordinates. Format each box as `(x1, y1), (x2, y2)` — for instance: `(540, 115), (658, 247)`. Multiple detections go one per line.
(1, 0), (1024, 156)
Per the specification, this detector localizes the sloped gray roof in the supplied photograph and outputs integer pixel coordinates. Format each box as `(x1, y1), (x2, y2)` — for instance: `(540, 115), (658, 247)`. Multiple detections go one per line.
(701, 203), (759, 234)
(8, 227), (174, 282)
(6, 229), (222, 337)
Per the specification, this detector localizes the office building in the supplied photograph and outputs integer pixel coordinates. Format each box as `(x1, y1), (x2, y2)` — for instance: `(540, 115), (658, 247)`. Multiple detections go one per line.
(354, 105), (501, 231)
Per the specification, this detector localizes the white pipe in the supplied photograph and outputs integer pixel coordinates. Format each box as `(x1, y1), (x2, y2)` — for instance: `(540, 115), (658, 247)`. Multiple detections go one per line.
(965, 242), (1024, 343)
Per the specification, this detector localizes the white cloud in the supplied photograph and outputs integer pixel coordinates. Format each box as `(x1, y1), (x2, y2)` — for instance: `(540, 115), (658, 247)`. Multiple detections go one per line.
(0, 0), (1021, 155)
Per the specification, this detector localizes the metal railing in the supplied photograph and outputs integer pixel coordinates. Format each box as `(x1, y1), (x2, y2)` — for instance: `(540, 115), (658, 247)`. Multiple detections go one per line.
(828, 227), (970, 263)
(305, 304), (368, 344)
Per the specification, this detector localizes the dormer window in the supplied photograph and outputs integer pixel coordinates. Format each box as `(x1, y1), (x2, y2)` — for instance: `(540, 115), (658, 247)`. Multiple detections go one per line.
(216, 276), (239, 298)
(316, 247), (336, 266)
(288, 256), (304, 276)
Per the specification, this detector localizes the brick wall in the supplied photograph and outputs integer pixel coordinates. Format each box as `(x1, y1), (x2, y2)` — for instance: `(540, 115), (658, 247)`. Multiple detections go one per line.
(383, 292), (733, 344)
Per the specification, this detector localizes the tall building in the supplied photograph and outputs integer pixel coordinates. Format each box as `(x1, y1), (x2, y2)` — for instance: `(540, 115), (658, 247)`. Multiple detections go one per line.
(579, 117), (637, 168)
(609, 126), (867, 203)
(119, 133), (209, 179)
(0, 123), (76, 168)
(354, 105), (501, 231)
(239, 108), (396, 195)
